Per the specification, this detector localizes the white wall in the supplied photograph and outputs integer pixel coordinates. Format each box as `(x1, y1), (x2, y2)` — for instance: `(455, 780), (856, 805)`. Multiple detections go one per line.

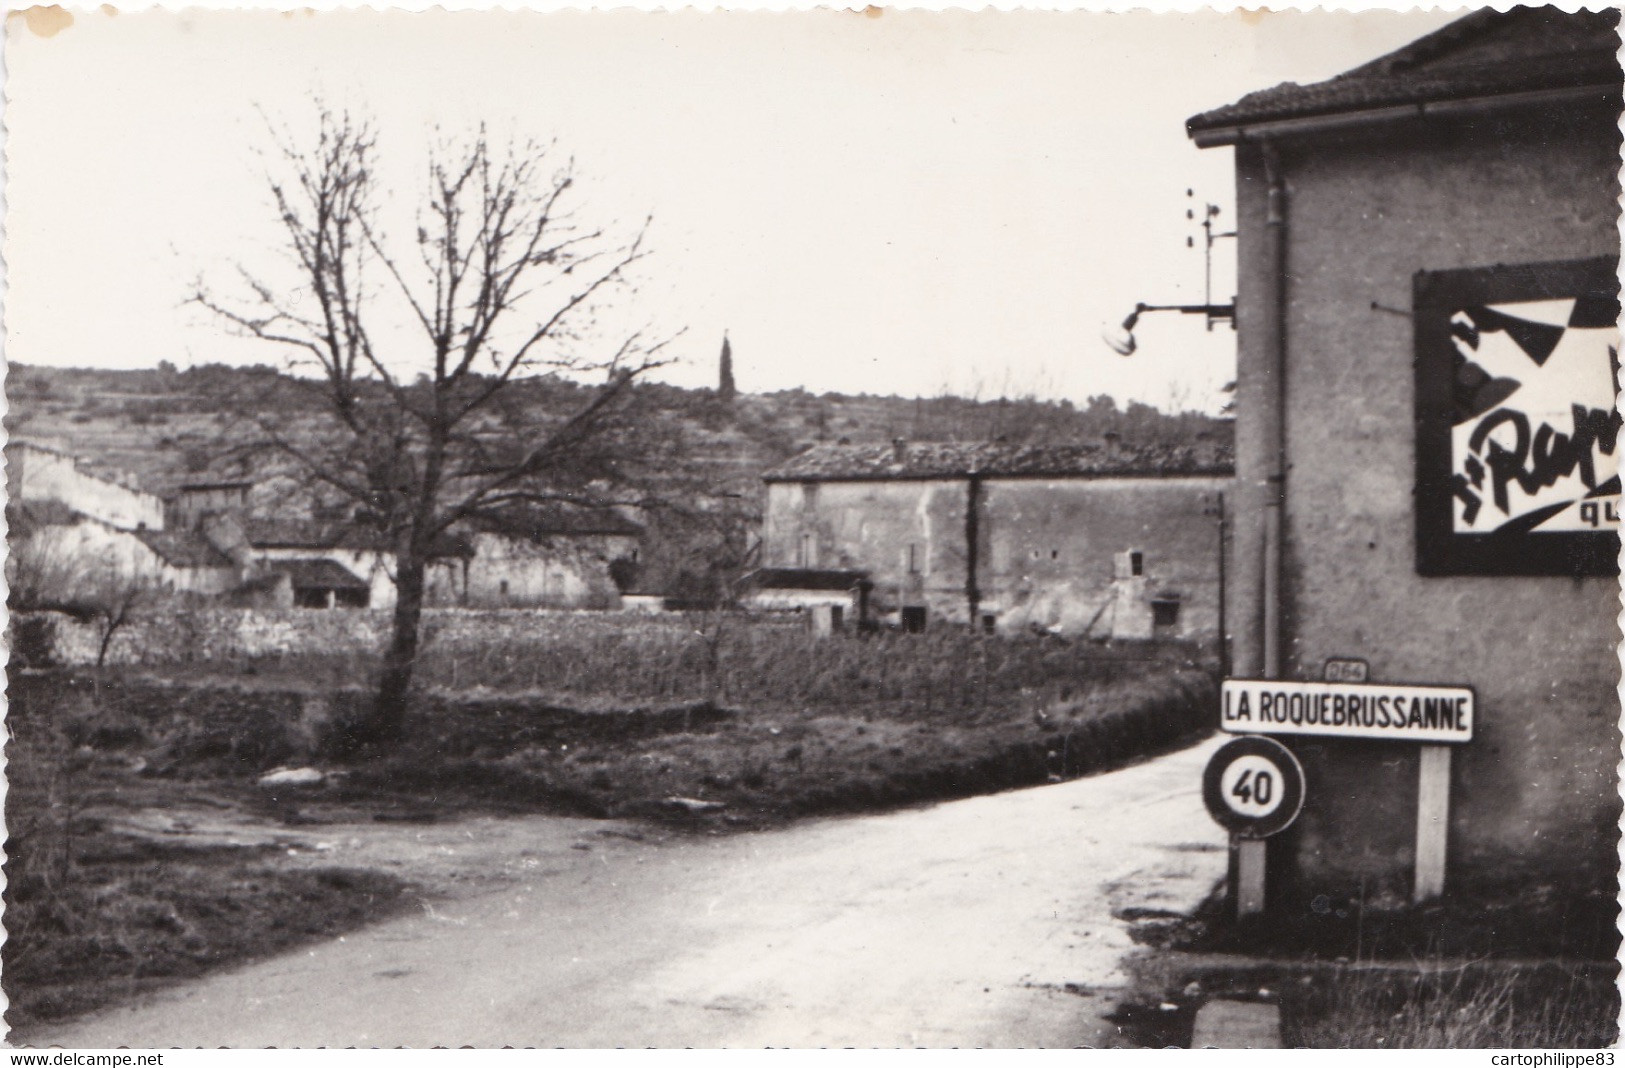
(11, 444), (165, 530)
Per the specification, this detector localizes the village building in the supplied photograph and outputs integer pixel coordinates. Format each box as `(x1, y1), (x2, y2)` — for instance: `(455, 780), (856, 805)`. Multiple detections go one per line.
(760, 438), (1232, 640)
(6, 441), (165, 531)
(743, 567), (871, 618)
(1187, 8), (1621, 905)
(238, 518), (404, 611)
(6, 437), (643, 613)
(425, 506), (642, 609)
(166, 481), (252, 530)
(8, 501), (239, 600)
(5, 442), (235, 599)
(260, 558), (375, 609)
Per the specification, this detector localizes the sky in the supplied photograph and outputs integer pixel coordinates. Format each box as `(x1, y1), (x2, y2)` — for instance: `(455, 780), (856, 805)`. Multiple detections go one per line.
(4, 4), (1467, 415)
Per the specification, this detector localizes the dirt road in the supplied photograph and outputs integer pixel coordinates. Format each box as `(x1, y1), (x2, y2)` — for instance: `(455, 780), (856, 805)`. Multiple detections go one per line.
(17, 737), (1227, 1049)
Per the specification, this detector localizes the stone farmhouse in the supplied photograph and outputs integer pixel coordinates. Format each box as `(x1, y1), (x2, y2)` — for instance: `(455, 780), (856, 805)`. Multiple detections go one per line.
(757, 437), (1232, 641)
(5, 439), (642, 611)
(444, 507), (643, 609)
(1188, 7), (1621, 905)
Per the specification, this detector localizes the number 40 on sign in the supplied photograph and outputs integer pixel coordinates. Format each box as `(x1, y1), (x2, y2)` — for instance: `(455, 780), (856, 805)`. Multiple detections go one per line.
(1202, 736), (1305, 839)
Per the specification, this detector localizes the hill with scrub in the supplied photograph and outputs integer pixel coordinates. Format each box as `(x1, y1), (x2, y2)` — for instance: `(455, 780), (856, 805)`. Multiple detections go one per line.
(4, 362), (1232, 597)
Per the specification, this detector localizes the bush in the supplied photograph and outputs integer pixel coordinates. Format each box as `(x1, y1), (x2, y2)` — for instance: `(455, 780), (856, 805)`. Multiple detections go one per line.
(1284, 962), (1619, 1048)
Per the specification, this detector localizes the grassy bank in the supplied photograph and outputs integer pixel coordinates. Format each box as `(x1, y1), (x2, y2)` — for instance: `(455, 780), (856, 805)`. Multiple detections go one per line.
(2, 688), (416, 1028)
(6, 629), (1216, 1026)
(13, 628), (1218, 826)
(1114, 875), (1621, 1048)
(339, 660), (1214, 824)
(1282, 961), (1619, 1048)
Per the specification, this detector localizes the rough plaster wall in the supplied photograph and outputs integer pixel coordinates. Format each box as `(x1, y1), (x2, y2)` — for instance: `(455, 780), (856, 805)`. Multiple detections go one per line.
(1230, 115), (1622, 896)
(425, 558), (468, 605)
(985, 478), (1226, 639)
(463, 533), (623, 608)
(163, 560), (238, 596)
(169, 487), (246, 529)
(14, 523), (236, 597)
(765, 481), (968, 615)
(15, 448), (165, 531)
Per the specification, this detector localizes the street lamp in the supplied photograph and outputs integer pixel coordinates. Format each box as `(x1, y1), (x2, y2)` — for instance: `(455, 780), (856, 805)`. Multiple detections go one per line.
(1102, 301), (1236, 357)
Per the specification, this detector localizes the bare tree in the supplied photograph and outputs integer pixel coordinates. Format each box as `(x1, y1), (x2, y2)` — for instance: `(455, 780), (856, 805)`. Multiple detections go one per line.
(84, 573), (150, 671)
(195, 108), (674, 744)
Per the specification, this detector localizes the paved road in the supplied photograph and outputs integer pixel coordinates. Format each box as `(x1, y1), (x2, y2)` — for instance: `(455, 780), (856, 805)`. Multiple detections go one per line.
(18, 737), (1226, 1049)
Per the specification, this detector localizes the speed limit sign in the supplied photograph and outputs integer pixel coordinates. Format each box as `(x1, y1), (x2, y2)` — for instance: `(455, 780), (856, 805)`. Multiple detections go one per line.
(1203, 736), (1305, 838)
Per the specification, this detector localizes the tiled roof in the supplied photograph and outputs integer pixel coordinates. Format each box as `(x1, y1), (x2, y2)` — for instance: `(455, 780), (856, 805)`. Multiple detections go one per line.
(243, 518), (340, 549)
(748, 568), (869, 591)
(1187, 7), (1621, 135)
(177, 481), (253, 493)
(265, 557), (370, 591)
(243, 517), (480, 558)
(764, 439), (1233, 482)
(133, 529), (236, 570)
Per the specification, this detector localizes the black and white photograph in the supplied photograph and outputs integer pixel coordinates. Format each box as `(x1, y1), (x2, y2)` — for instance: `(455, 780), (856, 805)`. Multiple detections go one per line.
(1, 1), (1621, 1051)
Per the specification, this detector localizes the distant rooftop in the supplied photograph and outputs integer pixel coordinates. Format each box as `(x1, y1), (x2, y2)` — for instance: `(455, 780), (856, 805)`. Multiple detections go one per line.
(243, 518), (347, 550)
(1187, 7), (1621, 139)
(764, 439), (1233, 483)
(243, 517), (472, 559)
(747, 567), (870, 591)
(177, 481), (254, 494)
(472, 505), (644, 541)
(133, 529), (236, 570)
(265, 557), (370, 592)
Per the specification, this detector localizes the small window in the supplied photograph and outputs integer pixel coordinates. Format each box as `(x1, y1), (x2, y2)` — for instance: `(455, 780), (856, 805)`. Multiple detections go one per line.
(901, 606), (927, 633)
(981, 613), (997, 634)
(907, 544), (919, 574)
(1152, 598), (1180, 628)
(1130, 551), (1144, 577)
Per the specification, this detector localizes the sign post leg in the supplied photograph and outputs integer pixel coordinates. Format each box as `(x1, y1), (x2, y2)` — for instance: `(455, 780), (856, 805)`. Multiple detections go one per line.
(1414, 744), (1451, 903)
(1237, 837), (1267, 916)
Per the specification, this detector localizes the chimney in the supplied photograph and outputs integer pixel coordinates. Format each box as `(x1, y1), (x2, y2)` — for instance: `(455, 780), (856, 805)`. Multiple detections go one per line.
(892, 438), (908, 464)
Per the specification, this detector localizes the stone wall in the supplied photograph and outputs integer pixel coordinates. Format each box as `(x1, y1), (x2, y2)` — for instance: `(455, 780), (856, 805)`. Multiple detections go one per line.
(13, 606), (650, 667)
(8, 442), (166, 531)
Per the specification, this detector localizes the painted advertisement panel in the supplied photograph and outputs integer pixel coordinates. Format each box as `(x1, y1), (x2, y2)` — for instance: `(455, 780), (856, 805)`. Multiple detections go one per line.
(1415, 256), (1620, 575)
